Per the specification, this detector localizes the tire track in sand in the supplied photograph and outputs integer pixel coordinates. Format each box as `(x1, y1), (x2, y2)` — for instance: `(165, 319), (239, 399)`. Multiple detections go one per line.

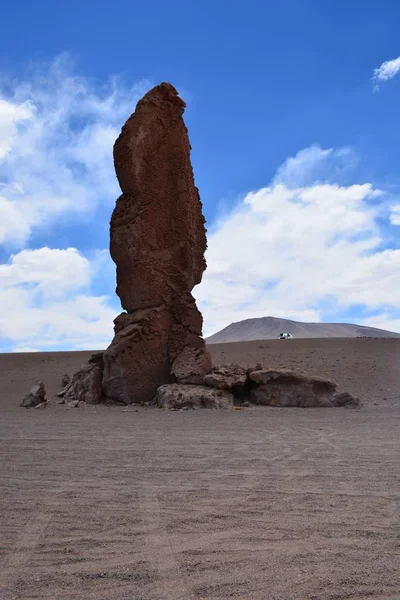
(0, 481), (78, 600)
(138, 479), (197, 600)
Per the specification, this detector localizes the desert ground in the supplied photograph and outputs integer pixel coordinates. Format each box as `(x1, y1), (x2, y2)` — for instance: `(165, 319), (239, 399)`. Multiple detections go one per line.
(0, 338), (399, 599)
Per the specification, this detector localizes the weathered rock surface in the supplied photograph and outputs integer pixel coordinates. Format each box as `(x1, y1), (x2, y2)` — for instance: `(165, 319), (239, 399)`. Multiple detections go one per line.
(204, 364), (247, 390)
(155, 384), (234, 410)
(102, 82), (210, 404)
(249, 369), (360, 408)
(64, 353), (103, 405)
(21, 382), (46, 408)
(112, 83), (206, 310)
(61, 373), (70, 388)
(171, 345), (212, 385)
(103, 308), (177, 404)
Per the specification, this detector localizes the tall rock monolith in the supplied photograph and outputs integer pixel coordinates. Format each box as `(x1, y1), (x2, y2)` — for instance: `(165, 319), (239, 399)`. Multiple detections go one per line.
(102, 83), (211, 404)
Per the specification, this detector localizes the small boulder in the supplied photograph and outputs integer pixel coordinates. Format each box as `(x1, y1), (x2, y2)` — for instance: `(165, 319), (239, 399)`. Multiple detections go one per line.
(249, 369), (359, 408)
(61, 373), (71, 388)
(20, 382), (46, 408)
(155, 384), (234, 410)
(333, 391), (361, 408)
(35, 402), (47, 409)
(171, 346), (212, 385)
(64, 352), (104, 405)
(204, 364), (247, 390)
(67, 400), (79, 409)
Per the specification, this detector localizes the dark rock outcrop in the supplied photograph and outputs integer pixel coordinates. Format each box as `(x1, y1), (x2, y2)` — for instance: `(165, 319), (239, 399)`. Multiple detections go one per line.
(21, 382), (46, 408)
(63, 353), (104, 405)
(204, 364), (247, 390)
(248, 369), (360, 407)
(171, 345), (212, 385)
(155, 384), (234, 410)
(61, 373), (70, 388)
(102, 83), (211, 404)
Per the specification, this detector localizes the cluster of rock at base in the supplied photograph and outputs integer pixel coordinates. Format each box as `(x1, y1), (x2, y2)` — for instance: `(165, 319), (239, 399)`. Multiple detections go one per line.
(41, 354), (358, 410)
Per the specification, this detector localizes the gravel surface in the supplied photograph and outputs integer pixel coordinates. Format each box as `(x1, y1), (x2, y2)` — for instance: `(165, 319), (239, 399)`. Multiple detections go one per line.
(0, 338), (399, 599)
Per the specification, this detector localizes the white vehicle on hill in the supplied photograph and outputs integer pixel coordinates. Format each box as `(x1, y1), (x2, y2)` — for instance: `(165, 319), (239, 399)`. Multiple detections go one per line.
(278, 332), (293, 339)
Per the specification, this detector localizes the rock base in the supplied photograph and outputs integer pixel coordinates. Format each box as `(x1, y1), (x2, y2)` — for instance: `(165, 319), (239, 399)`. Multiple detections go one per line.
(51, 360), (360, 410)
(249, 369), (360, 407)
(155, 384), (234, 409)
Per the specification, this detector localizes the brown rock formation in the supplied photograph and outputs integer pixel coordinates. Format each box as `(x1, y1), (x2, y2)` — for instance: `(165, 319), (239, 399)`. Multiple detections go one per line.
(248, 369), (360, 408)
(64, 353), (104, 405)
(61, 373), (70, 388)
(171, 345), (212, 385)
(203, 364), (248, 390)
(102, 83), (211, 404)
(155, 384), (234, 410)
(20, 382), (46, 408)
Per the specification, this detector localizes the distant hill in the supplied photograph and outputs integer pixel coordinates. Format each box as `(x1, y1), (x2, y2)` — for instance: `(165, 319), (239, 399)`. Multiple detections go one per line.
(206, 316), (400, 344)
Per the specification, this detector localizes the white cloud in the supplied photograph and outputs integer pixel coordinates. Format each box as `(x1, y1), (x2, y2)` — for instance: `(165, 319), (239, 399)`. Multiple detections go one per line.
(12, 346), (40, 353)
(0, 55), (149, 247)
(373, 56), (400, 90)
(0, 58), (152, 351)
(274, 145), (355, 188)
(194, 146), (400, 336)
(390, 204), (400, 225)
(0, 194), (31, 245)
(362, 313), (400, 336)
(0, 99), (34, 160)
(0, 247), (117, 350)
(0, 247), (90, 295)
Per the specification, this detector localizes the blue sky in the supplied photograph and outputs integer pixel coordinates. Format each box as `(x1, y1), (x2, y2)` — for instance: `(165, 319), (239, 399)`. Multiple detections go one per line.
(0, 0), (399, 351)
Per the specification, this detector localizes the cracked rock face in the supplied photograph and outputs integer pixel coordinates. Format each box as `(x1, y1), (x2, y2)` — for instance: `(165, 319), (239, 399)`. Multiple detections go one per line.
(64, 353), (104, 405)
(155, 384), (234, 410)
(20, 381), (46, 408)
(248, 370), (360, 408)
(102, 83), (211, 404)
(203, 364), (248, 390)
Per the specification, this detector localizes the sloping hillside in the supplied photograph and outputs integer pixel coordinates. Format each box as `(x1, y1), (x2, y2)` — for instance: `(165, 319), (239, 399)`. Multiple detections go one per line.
(206, 316), (400, 343)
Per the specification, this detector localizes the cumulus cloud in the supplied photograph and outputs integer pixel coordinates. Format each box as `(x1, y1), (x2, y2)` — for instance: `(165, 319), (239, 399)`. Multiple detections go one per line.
(373, 56), (400, 90)
(0, 55), (149, 247)
(194, 146), (400, 336)
(0, 57), (146, 351)
(0, 247), (117, 351)
(0, 247), (90, 294)
(273, 145), (355, 188)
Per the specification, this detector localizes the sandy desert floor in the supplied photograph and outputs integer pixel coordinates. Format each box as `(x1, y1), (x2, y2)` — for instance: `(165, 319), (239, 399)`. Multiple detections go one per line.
(0, 338), (399, 599)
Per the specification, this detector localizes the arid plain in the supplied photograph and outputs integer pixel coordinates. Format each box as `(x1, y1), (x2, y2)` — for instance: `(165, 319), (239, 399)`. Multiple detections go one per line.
(1, 337), (399, 600)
